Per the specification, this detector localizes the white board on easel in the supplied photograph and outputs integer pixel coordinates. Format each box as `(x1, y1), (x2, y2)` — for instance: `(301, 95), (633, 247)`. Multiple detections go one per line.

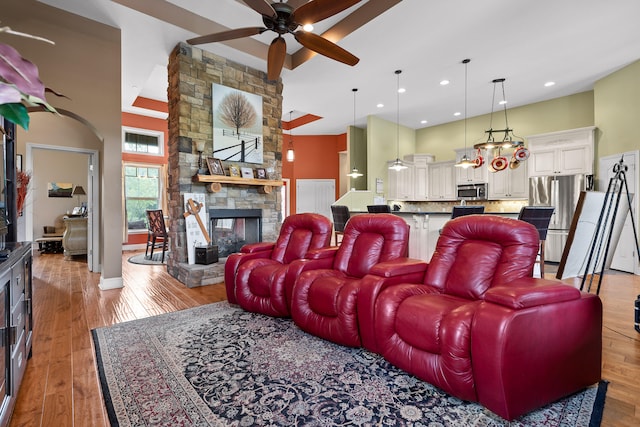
(183, 193), (209, 264)
(557, 191), (631, 279)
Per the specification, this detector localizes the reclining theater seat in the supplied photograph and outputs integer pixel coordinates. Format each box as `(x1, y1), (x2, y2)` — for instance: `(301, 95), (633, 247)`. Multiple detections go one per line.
(224, 213), (332, 317)
(289, 213), (426, 348)
(372, 215), (602, 420)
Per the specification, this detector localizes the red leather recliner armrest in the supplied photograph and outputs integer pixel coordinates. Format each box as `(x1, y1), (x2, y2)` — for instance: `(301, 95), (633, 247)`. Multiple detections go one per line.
(304, 246), (339, 259)
(369, 258), (428, 278)
(484, 277), (580, 309)
(240, 242), (276, 253)
(357, 259), (429, 353)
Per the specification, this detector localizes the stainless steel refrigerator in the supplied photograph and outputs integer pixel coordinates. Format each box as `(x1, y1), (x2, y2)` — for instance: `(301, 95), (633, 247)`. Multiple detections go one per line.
(529, 175), (589, 262)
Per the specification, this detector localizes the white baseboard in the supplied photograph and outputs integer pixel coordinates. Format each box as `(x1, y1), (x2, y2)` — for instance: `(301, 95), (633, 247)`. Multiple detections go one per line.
(123, 243), (147, 251)
(100, 276), (124, 290)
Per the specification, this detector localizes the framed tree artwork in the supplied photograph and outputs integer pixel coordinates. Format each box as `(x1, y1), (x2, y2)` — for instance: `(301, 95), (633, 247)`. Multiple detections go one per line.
(212, 83), (263, 164)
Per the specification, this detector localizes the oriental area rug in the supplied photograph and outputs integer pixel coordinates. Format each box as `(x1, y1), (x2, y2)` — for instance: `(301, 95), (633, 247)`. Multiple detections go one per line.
(92, 302), (607, 426)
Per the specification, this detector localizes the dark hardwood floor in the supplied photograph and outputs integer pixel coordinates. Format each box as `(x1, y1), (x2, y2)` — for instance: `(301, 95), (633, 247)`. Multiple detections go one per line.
(7, 249), (640, 426)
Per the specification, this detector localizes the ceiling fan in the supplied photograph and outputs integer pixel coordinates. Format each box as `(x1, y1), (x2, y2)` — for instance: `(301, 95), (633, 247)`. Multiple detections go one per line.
(187, 0), (362, 81)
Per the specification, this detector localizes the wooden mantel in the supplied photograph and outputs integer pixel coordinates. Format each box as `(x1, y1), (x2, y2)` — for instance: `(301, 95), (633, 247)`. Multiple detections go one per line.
(192, 174), (284, 194)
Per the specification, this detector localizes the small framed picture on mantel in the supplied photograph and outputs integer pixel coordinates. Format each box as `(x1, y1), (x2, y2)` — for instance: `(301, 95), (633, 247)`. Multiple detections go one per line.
(240, 167), (254, 179)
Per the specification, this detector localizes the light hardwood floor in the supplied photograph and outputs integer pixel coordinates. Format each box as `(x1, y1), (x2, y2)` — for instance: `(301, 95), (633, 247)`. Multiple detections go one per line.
(7, 250), (640, 426)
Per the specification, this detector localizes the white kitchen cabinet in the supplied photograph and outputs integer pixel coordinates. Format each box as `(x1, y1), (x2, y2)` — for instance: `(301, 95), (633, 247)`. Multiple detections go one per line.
(426, 215), (450, 261)
(454, 148), (487, 184)
(527, 127), (595, 177)
(407, 214), (430, 261)
(405, 154), (435, 201)
(413, 164), (429, 200)
(488, 160), (528, 199)
(428, 161), (456, 201)
(387, 160), (414, 200)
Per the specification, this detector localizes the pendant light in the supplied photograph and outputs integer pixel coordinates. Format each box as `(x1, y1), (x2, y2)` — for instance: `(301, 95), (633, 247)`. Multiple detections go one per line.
(389, 69), (408, 171)
(455, 58), (476, 169)
(347, 88), (363, 178)
(473, 78), (527, 172)
(286, 110), (295, 162)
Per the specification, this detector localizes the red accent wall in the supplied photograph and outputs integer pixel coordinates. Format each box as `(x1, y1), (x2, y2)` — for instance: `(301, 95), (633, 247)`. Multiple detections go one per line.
(122, 112), (169, 244)
(282, 133), (346, 214)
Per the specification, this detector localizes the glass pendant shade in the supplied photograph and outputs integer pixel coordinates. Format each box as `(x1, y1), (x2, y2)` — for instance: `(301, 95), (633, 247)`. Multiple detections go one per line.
(348, 88), (363, 178)
(286, 110), (295, 162)
(455, 59), (473, 169)
(389, 70), (407, 171)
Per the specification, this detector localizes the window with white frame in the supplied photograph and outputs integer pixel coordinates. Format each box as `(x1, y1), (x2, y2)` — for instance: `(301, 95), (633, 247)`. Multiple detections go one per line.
(122, 127), (163, 156)
(124, 164), (163, 231)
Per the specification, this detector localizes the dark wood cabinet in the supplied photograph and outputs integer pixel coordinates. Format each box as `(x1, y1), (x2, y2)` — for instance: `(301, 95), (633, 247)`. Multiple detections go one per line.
(0, 243), (32, 427)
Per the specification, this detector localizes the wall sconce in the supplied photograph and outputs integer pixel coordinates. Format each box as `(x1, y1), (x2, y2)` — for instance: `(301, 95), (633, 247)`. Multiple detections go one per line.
(195, 140), (208, 174)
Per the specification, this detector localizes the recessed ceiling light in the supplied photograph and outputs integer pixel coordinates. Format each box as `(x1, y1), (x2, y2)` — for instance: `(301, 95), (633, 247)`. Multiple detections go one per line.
(454, 112), (461, 116)
(302, 23), (314, 32)
(398, 88), (406, 94)
(421, 120), (428, 124)
(544, 81), (556, 87)
(377, 103), (384, 108)
(440, 80), (450, 86)
(499, 100), (508, 105)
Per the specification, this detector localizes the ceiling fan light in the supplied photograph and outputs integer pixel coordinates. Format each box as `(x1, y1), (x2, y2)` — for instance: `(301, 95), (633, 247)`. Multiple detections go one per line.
(302, 23), (314, 32)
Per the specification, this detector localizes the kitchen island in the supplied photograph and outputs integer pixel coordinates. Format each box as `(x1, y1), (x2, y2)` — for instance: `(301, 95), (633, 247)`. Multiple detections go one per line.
(391, 210), (520, 262)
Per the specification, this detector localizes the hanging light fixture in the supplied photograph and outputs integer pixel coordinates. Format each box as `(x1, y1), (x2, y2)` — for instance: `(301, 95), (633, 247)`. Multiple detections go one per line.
(473, 78), (527, 172)
(347, 88), (363, 178)
(286, 110), (295, 162)
(389, 69), (408, 171)
(455, 58), (475, 169)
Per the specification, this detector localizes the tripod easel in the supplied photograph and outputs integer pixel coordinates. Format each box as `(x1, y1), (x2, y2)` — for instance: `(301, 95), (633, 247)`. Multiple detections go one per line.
(580, 157), (640, 298)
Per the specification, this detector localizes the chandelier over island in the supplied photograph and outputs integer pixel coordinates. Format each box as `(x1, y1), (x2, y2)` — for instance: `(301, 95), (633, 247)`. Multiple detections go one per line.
(473, 78), (529, 172)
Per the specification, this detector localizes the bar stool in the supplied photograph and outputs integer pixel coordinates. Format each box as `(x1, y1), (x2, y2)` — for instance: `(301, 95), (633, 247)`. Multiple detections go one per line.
(518, 206), (555, 277)
(330, 205), (350, 245)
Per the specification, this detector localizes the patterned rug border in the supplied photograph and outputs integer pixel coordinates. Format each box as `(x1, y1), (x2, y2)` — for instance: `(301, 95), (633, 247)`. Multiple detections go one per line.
(91, 302), (608, 426)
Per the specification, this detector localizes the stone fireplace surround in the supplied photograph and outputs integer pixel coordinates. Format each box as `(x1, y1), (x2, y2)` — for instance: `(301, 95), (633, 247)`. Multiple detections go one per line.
(165, 43), (283, 288)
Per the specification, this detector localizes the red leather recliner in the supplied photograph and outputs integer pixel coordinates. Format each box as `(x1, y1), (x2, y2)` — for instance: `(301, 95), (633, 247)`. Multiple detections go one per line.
(372, 215), (602, 420)
(289, 214), (426, 347)
(224, 213), (332, 316)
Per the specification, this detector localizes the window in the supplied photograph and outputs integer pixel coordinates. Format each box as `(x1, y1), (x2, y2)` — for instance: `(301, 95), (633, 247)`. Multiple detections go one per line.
(124, 164), (162, 231)
(122, 127), (163, 156)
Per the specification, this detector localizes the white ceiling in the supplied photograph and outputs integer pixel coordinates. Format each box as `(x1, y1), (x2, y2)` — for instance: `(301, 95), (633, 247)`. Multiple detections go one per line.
(39, 0), (640, 135)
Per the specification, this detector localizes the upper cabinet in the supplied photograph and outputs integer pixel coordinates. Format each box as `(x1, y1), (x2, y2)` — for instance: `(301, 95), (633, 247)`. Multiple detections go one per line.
(488, 160), (528, 199)
(405, 154), (435, 201)
(454, 148), (488, 184)
(527, 127), (595, 177)
(387, 159), (415, 200)
(428, 161), (456, 201)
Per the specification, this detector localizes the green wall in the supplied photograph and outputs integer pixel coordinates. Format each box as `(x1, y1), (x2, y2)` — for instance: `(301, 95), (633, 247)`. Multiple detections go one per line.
(348, 125), (368, 190)
(367, 115), (415, 194)
(415, 91), (595, 162)
(594, 59), (640, 159)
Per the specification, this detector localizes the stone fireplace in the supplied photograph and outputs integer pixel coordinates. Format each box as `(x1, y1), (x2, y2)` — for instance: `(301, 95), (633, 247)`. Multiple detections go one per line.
(165, 43), (283, 288)
(210, 209), (263, 257)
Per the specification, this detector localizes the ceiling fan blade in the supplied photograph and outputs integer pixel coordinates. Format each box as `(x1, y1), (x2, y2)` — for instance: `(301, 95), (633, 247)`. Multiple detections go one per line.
(267, 37), (287, 81)
(294, 31), (359, 66)
(242, 0), (277, 17)
(286, 0), (309, 9)
(293, 0), (362, 24)
(187, 27), (265, 45)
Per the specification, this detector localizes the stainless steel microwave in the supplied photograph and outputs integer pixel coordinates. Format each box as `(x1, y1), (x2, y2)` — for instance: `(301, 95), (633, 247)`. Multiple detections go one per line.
(457, 183), (487, 200)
